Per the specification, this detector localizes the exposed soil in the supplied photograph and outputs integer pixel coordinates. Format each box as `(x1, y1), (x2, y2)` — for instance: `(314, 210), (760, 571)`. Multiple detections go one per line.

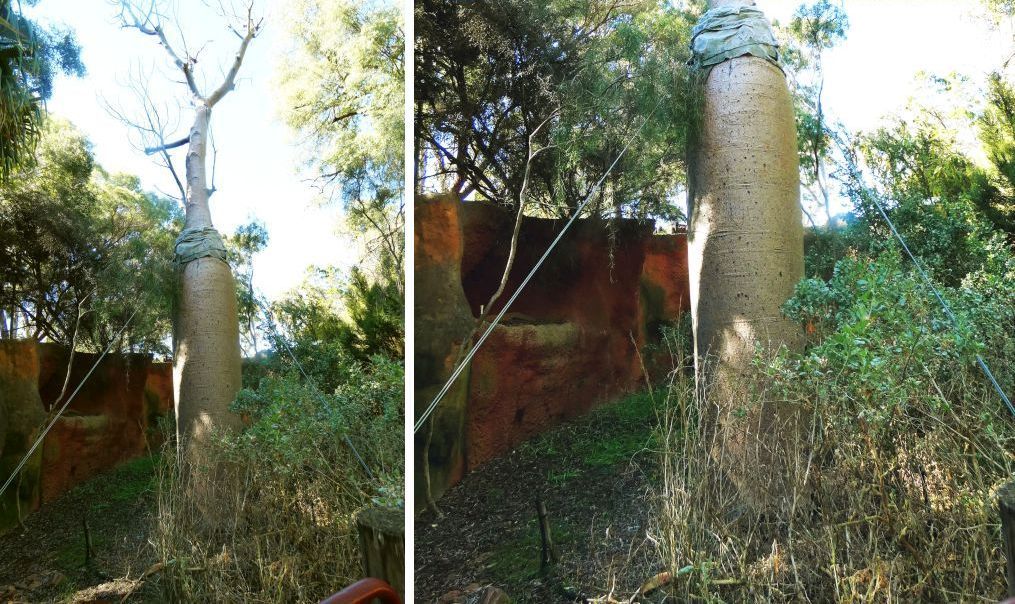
(0, 456), (162, 603)
(415, 390), (673, 603)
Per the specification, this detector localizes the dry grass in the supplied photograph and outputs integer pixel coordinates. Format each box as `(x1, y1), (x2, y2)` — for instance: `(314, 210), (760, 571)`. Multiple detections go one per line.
(150, 435), (382, 603)
(655, 351), (1015, 602)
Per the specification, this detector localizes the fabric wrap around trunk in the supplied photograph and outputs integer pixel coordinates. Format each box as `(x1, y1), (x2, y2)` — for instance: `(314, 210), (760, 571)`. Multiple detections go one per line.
(690, 5), (781, 71)
(174, 226), (228, 266)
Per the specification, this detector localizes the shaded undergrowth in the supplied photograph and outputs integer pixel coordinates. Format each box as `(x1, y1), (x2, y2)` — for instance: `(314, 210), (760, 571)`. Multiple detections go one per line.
(0, 453), (161, 603)
(416, 388), (670, 603)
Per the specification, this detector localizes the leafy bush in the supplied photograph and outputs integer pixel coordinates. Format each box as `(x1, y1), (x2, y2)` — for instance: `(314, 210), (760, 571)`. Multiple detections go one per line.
(232, 356), (405, 500)
(152, 334), (401, 604)
(658, 249), (1015, 602)
(153, 356), (403, 602)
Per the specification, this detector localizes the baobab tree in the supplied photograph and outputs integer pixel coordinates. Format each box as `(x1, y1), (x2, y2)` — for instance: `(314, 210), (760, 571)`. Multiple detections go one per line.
(687, 0), (805, 511)
(113, 0), (262, 452)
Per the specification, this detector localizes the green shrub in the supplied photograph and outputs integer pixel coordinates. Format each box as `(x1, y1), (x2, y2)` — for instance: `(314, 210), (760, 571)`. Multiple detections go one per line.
(658, 249), (1015, 602)
(153, 357), (404, 602)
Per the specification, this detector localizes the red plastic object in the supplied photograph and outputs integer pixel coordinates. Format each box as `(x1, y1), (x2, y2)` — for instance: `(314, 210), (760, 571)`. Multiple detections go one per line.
(320, 578), (402, 604)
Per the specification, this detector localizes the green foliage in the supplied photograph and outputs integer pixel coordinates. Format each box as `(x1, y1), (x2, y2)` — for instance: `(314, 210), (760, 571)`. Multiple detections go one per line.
(0, 0), (84, 179)
(0, 119), (180, 354)
(784, 256), (971, 424)
(976, 72), (1015, 234)
(814, 100), (1013, 287)
(260, 265), (403, 386)
(517, 389), (659, 479)
(778, 0), (849, 223)
(157, 348), (404, 600)
(341, 267), (403, 360)
(232, 355), (404, 499)
(982, 0), (1015, 25)
(224, 220), (268, 355)
(416, 0), (697, 222)
(784, 244), (1015, 428)
(278, 0), (405, 287)
(661, 251), (1015, 601)
(787, 0), (848, 55)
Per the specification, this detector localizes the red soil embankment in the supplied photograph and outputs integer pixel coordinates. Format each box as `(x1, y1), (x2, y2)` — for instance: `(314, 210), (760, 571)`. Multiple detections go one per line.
(0, 342), (173, 530)
(414, 195), (689, 507)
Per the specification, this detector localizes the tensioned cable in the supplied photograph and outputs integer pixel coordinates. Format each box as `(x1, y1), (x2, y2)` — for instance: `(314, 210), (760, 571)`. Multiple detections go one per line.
(0, 309), (139, 500)
(839, 140), (1015, 418)
(259, 307), (376, 480)
(414, 100), (663, 434)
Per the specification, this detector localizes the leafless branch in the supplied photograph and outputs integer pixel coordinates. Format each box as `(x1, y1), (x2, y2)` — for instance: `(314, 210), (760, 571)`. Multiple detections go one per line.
(206, 3), (262, 106)
(116, 0), (202, 97)
(144, 136), (188, 154)
(479, 109), (559, 318)
(102, 65), (188, 203)
(209, 124), (218, 196)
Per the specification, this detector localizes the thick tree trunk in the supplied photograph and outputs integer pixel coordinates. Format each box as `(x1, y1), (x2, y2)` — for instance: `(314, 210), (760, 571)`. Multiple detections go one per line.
(173, 105), (243, 450)
(688, 0), (805, 512)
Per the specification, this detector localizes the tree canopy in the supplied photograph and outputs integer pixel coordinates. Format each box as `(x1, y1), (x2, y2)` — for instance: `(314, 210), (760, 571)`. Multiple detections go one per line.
(0, 119), (179, 354)
(278, 0), (405, 290)
(415, 0), (699, 223)
(0, 0), (83, 179)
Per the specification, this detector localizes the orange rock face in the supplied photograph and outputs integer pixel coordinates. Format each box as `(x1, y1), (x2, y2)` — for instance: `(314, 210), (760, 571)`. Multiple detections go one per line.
(414, 194), (476, 506)
(36, 345), (174, 503)
(642, 232), (692, 322)
(414, 197), (690, 498)
(0, 342), (175, 529)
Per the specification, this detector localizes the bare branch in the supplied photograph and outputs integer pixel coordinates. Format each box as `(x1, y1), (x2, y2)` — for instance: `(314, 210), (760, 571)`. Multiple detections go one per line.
(206, 2), (261, 107)
(480, 108), (559, 319)
(102, 65), (188, 203)
(208, 125), (218, 197)
(144, 136), (189, 155)
(116, 0), (203, 97)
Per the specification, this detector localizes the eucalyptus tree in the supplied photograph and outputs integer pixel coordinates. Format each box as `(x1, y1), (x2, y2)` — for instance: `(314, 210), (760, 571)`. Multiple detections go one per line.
(0, 119), (179, 353)
(783, 0), (848, 225)
(224, 221), (267, 357)
(278, 0), (405, 293)
(114, 0), (261, 450)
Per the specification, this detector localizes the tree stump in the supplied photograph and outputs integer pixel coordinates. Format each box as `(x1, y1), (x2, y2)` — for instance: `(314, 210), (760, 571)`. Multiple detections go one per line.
(1000, 481), (1015, 597)
(356, 506), (404, 599)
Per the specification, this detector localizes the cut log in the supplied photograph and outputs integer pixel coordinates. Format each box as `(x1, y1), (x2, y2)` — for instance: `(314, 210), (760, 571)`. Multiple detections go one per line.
(999, 481), (1015, 597)
(356, 506), (404, 599)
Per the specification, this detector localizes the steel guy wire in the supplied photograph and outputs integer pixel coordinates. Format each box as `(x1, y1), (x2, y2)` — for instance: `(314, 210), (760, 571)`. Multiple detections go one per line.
(258, 303), (376, 480)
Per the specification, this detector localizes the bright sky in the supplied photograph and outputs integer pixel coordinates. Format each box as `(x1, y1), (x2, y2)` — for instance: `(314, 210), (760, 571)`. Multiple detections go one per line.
(762, 0), (1010, 217)
(24, 0), (357, 302)
(763, 0), (1008, 130)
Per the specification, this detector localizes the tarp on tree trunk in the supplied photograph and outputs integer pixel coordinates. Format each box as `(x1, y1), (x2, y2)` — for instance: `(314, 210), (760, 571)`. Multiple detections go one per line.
(690, 5), (781, 71)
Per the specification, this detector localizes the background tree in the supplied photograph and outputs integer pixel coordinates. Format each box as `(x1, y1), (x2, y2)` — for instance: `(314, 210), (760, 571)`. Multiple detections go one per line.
(780, 0), (848, 225)
(0, 0), (83, 179)
(0, 119), (179, 352)
(278, 0), (405, 293)
(415, 0), (697, 224)
(225, 220), (268, 356)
